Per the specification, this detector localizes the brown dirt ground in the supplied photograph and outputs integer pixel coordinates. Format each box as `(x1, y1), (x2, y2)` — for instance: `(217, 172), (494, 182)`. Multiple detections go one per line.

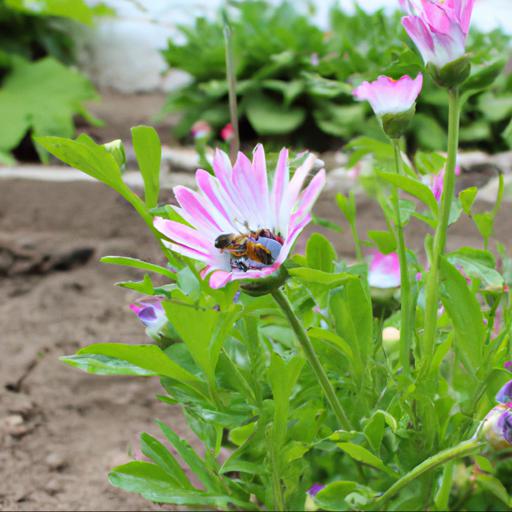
(0, 173), (511, 511)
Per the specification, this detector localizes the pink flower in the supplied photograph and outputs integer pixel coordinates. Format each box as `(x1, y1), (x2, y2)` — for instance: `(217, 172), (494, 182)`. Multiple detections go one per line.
(220, 123), (235, 142)
(353, 74), (423, 116)
(400, 0), (475, 68)
(422, 164), (461, 201)
(191, 120), (211, 140)
(154, 145), (325, 289)
(368, 251), (401, 289)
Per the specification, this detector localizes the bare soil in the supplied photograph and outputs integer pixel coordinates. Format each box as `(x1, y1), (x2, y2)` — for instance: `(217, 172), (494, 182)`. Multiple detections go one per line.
(0, 173), (511, 511)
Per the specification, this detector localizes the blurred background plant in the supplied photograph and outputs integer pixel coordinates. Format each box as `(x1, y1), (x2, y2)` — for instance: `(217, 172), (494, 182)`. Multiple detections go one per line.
(160, 0), (512, 153)
(0, 0), (113, 163)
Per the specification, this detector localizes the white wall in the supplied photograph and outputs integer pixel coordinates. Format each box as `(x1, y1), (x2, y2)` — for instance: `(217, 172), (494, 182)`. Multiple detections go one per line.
(78, 0), (512, 93)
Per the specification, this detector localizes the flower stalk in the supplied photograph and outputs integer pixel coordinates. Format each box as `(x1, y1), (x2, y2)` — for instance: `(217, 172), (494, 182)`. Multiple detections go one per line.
(391, 140), (413, 374)
(372, 439), (483, 510)
(271, 288), (353, 430)
(223, 11), (240, 164)
(420, 89), (461, 375)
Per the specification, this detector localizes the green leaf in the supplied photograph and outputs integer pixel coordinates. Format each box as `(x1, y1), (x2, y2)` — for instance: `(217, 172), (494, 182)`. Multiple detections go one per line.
(336, 192), (357, 224)
(163, 302), (241, 382)
(439, 258), (485, 373)
(77, 343), (207, 395)
(367, 230), (396, 254)
(59, 354), (157, 376)
(337, 442), (398, 477)
(6, 0), (114, 24)
(474, 455), (495, 474)
(446, 247), (504, 290)
(36, 134), (123, 191)
(308, 327), (354, 361)
(157, 420), (222, 493)
(473, 211), (494, 241)
(108, 461), (231, 507)
(459, 187), (478, 215)
(140, 433), (193, 489)
(329, 279), (372, 379)
(269, 354), (304, 472)
(2, 57), (99, 161)
(461, 58), (506, 96)
(289, 268), (357, 287)
(100, 256), (175, 280)
(414, 151), (446, 175)
(378, 171), (438, 216)
(364, 410), (398, 453)
(245, 92), (305, 135)
(116, 274), (155, 294)
(315, 481), (358, 509)
(306, 233), (337, 273)
(131, 126), (162, 208)
(302, 72), (352, 98)
(476, 473), (511, 507)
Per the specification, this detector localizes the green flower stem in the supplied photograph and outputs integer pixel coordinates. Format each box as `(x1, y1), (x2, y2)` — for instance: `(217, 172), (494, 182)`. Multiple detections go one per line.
(350, 221), (364, 262)
(223, 12), (240, 163)
(372, 439), (483, 510)
(271, 288), (353, 430)
(392, 140), (413, 374)
(420, 89), (461, 375)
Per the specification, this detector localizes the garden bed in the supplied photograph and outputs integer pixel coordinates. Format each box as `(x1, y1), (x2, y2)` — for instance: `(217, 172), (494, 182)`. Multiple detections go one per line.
(0, 158), (511, 510)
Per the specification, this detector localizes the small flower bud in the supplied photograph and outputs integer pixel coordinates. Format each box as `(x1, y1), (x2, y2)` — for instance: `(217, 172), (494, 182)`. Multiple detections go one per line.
(427, 55), (471, 89)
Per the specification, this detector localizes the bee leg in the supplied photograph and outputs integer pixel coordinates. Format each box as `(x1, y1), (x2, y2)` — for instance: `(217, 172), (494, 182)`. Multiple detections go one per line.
(233, 258), (249, 272)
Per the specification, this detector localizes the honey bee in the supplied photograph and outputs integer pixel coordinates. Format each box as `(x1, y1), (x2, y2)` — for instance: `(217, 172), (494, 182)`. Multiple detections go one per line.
(214, 229), (283, 271)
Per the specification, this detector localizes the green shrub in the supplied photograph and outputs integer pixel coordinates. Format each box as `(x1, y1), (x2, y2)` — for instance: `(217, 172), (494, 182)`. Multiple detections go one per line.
(161, 1), (512, 153)
(0, 0), (112, 163)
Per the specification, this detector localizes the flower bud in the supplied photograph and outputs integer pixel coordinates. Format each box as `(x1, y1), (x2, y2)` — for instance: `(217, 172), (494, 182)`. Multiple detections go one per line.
(481, 405), (512, 451)
(427, 55), (471, 89)
(104, 139), (126, 171)
(305, 484), (325, 512)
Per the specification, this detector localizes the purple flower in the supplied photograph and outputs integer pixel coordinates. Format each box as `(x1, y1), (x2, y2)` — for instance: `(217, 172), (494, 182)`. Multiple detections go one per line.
(481, 379), (512, 450)
(505, 361), (512, 372)
(400, 0), (475, 68)
(496, 380), (512, 405)
(307, 483), (325, 497)
(154, 145), (325, 289)
(130, 297), (167, 331)
(353, 74), (423, 116)
(368, 251), (401, 289)
(482, 405), (512, 450)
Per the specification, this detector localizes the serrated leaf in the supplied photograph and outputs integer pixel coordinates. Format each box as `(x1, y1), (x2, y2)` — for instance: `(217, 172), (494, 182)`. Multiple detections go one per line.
(2, 57), (99, 161)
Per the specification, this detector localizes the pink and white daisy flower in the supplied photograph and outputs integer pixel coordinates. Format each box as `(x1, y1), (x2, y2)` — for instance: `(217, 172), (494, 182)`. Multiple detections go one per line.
(154, 145), (326, 289)
(400, 0), (475, 68)
(368, 251), (401, 289)
(353, 74), (423, 116)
